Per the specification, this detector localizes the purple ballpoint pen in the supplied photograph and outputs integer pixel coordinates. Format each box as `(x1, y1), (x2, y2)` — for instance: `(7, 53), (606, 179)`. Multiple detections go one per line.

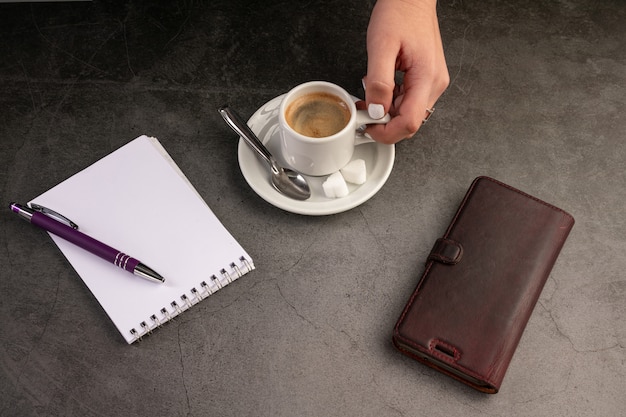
(10, 202), (164, 283)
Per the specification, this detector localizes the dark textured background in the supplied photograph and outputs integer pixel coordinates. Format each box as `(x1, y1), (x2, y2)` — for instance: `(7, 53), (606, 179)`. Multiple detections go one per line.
(1, 1), (625, 416)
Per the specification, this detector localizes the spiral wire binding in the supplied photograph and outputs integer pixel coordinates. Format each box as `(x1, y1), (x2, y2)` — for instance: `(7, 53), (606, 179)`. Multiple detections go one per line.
(129, 255), (254, 343)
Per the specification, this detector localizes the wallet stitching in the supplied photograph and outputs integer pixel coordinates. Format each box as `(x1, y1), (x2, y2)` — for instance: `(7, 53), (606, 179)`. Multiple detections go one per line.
(428, 238), (463, 264)
(442, 177), (574, 239)
(393, 342), (498, 393)
(394, 262), (434, 326)
(429, 339), (461, 361)
(393, 333), (496, 388)
(476, 177), (575, 223)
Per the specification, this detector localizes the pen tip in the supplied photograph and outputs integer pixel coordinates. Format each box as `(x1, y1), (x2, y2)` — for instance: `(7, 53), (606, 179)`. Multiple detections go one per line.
(134, 263), (166, 284)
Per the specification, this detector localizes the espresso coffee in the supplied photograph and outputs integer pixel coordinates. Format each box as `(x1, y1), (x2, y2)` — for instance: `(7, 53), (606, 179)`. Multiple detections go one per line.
(285, 92), (351, 138)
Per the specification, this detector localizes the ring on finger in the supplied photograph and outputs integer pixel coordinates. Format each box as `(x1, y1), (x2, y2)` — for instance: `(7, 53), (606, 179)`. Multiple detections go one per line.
(422, 107), (435, 125)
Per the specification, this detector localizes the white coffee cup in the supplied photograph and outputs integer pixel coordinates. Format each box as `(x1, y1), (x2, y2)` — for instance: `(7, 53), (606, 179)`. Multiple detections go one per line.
(278, 81), (390, 176)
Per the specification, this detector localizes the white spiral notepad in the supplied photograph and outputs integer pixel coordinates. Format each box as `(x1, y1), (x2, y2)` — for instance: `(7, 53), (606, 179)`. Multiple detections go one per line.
(30, 135), (254, 344)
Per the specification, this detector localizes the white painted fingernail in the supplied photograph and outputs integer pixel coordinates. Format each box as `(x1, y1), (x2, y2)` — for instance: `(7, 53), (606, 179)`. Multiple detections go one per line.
(368, 103), (385, 119)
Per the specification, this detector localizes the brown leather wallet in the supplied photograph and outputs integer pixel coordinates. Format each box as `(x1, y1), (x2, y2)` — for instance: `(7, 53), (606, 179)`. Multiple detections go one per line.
(392, 176), (575, 393)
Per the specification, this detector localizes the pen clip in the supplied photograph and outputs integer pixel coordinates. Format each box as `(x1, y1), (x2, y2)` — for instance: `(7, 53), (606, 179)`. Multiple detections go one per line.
(29, 203), (79, 230)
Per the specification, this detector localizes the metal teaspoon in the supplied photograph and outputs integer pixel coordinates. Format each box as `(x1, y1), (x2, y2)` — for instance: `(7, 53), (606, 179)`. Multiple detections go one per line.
(219, 106), (311, 201)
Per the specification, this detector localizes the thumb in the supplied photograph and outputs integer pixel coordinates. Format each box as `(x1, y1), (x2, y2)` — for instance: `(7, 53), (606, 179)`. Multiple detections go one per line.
(363, 76), (392, 120)
(364, 47), (398, 120)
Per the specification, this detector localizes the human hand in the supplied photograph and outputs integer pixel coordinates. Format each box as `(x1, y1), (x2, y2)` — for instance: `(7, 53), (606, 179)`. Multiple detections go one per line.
(364, 0), (449, 144)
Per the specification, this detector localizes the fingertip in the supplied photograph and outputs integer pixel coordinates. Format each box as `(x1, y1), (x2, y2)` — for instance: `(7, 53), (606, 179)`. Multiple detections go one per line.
(368, 103), (386, 120)
(364, 78), (394, 117)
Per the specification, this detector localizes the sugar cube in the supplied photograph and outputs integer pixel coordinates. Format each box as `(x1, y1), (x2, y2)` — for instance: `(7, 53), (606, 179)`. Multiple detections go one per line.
(322, 171), (349, 198)
(340, 159), (367, 185)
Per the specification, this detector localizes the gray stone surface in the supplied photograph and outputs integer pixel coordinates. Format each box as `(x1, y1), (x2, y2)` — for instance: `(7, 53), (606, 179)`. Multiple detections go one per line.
(1, 1), (624, 416)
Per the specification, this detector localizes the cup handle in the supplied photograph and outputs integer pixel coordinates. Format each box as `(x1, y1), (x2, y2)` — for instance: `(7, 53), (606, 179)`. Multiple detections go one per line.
(354, 109), (390, 145)
(355, 133), (375, 146)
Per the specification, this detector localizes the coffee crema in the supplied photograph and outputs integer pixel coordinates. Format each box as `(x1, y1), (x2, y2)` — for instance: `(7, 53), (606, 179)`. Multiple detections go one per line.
(285, 92), (351, 138)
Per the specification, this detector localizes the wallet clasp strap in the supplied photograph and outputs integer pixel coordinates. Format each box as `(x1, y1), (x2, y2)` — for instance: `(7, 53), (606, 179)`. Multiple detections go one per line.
(428, 238), (463, 265)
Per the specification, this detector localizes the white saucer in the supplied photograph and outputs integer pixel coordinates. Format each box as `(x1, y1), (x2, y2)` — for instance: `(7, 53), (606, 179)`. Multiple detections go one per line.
(237, 94), (395, 216)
